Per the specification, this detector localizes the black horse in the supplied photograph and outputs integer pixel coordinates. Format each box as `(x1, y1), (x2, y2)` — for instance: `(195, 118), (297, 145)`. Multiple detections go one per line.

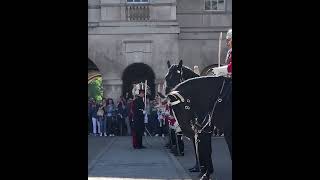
(166, 74), (232, 157)
(164, 60), (204, 173)
(164, 60), (231, 137)
(164, 60), (232, 180)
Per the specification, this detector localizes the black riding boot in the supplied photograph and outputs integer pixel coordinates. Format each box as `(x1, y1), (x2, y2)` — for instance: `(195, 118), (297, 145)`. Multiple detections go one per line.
(199, 171), (212, 180)
(189, 138), (200, 172)
(198, 133), (214, 179)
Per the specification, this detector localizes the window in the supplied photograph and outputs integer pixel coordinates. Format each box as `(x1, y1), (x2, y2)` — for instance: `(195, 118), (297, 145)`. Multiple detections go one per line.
(205, 0), (225, 11)
(127, 0), (149, 3)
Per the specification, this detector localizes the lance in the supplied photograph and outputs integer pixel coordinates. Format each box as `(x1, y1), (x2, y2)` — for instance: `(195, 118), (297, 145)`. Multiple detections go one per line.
(144, 80), (153, 146)
(144, 80), (147, 108)
(157, 83), (161, 98)
(218, 32), (222, 67)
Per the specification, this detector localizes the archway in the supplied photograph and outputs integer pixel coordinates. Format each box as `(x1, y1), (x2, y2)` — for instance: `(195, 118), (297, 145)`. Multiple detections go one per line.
(88, 58), (103, 101)
(88, 58), (101, 82)
(122, 63), (156, 100)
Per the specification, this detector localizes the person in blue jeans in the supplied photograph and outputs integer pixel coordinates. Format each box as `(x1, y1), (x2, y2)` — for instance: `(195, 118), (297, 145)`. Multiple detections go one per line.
(105, 98), (116, 136)
(91, 101), (101, 136)
(99, 98), (107, 136)
(117, 96), (129, 136)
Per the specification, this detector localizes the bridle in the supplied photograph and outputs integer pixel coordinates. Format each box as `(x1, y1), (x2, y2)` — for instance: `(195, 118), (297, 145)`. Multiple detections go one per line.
(178, 67), (184, 83)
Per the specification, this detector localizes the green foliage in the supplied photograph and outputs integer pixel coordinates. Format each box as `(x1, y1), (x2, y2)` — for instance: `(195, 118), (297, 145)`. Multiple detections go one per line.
(88, 77), (103, 102)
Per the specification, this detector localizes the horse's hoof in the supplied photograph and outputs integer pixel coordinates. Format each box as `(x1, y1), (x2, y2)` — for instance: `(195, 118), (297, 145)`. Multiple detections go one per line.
(199, 174), (211, 180)
(189, 167), (200, 172)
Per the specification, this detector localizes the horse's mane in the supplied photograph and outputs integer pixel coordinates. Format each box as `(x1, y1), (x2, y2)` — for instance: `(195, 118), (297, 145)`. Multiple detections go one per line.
(181, 65), (196, 74)
(181, 65), (200, 78)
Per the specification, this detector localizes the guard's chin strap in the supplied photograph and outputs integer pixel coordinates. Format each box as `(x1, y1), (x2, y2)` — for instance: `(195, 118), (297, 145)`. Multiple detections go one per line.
(179, 68), (184, 83)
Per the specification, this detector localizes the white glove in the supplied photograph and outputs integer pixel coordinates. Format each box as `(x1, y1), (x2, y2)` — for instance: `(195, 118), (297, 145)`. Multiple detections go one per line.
(143, 110), (146, 114)
(211, 65), (228, 77)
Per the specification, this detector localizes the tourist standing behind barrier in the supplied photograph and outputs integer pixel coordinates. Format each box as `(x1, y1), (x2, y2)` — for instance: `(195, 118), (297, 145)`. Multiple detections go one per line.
(98, 99), (107, 136)
(149, 101), (158, 136)
(144, 98), (151, 136)
(117, 96), (128, 136)
(91, 101), (101, 136)
(124, 99), (131, 136)
(105, 98), (116, 136)
(156, 105), (166, 137)
(125, 98), (132, 136)
(88, 99), (93, 135)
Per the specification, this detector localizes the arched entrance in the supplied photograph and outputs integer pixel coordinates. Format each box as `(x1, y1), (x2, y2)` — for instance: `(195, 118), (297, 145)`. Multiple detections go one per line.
(122, 63), (156, 99)
(88, 58), (103, 101)
(88, 58), (101, 82)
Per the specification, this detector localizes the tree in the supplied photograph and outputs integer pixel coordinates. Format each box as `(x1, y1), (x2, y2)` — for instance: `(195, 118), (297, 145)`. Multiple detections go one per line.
(88, 77), (103, 102)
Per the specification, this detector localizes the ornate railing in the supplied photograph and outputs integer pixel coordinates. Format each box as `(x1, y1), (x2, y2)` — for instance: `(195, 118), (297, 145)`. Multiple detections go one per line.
(125, 4), (150, 21)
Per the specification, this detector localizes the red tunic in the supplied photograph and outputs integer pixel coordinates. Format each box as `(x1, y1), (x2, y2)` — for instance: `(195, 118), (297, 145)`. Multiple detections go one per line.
(129, 101), (138, 148)
(164, 104), (176, 126)
(227, 60), (232, 73)
(166, 115), (176, 126)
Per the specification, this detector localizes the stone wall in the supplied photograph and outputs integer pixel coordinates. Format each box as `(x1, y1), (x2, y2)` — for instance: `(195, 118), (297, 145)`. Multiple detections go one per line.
(88, 0), (232, 100)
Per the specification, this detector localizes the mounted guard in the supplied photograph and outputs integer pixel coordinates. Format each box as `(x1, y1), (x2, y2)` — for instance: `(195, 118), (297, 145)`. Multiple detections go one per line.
(208, 29), (232, 77)
(164, 29), (233, 180)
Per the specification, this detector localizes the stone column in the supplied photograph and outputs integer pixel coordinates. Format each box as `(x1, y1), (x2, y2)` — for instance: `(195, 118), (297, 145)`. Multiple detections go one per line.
(102, 79), (123, 101)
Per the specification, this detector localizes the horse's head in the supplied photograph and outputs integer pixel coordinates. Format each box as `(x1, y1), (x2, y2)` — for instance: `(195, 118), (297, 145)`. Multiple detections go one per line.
(165, 60), (183, 94)
(165, 60), (199, 94)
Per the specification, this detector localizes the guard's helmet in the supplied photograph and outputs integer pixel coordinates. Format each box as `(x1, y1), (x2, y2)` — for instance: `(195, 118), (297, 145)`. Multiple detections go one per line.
(132, 82), (151, 96)
(226, 29), (232, 40)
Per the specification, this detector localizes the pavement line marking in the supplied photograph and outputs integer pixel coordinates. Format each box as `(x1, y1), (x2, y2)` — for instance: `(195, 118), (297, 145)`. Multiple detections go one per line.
(88, 137), (117, 172)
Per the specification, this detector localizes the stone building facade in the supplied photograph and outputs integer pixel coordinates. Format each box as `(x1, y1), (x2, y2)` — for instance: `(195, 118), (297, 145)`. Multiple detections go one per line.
(88, 0), (232, 100)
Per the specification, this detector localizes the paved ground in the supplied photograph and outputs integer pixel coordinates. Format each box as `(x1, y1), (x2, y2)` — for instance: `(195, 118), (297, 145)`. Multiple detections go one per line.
(88, 135), (231, 180)
(88, 136), (191, 180)
(88, 136), (115, 165)
(174, 137), (232, 180)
